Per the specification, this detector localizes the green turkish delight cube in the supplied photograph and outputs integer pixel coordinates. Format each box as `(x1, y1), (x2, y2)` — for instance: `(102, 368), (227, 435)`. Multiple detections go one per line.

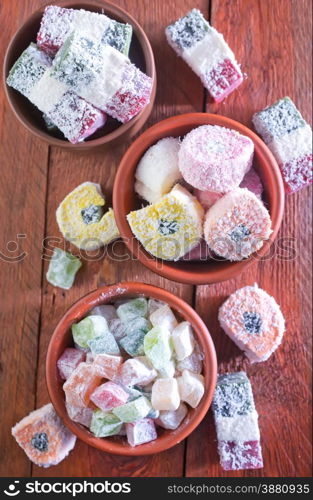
(90, 410), (122, 437)
(88, 331), (120, 356)
(102, 22), (133, 55)
(112, 396), (151, 423)
(46, 248), (82, 290)
(143, 326), (173, 372)
(166, 9), (210, 51)
(72, 315), (108, 349)
(213, 372), (255, 418)
(116, 298), (148, 322)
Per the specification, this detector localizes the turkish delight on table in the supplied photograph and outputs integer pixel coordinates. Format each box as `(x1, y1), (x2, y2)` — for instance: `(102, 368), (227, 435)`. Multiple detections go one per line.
(6, 44), (106, 143)
(218, 284), (285, 363)
(166, 9), (243, 102)
(37, 5), (133, 57)
(46, 248), (82, 290)
(212, 372), (263, 470)
(178, 125), (254, 192)
(126, 418), (157, 447)
(56, 182), (119, 251)
(51, 33), (153, 123)
(127, 184), (204, 261)
(12, 404), (76, 467)
(204, 188), (272, 261)
(252, 97), (312, 193)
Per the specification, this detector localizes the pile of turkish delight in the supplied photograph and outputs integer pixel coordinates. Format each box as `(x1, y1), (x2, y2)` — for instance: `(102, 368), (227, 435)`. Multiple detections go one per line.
(6, 6), (153, 143)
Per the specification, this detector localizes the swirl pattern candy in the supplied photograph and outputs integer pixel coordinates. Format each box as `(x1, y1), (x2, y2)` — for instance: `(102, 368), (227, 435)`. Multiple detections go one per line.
(204, 188), (272, 261)
(127, 184), (204, 261)
(218, 284), (285, 363)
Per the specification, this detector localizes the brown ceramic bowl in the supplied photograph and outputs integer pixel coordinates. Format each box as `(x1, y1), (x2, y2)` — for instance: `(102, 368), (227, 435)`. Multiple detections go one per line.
(3, 0), (156, 149)
(46, 282), (217, 456)
(113, 113), (285, 285)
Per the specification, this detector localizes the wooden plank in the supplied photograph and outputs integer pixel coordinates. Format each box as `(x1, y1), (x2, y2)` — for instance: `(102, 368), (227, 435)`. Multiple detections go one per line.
(186, 0), (312, 477)
(33, 0), (208, 477)
(0, 0), (50, 477)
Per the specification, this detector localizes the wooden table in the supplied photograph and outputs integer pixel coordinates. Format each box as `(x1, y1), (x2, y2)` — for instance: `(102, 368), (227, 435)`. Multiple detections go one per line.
(1, 0), (312, 478)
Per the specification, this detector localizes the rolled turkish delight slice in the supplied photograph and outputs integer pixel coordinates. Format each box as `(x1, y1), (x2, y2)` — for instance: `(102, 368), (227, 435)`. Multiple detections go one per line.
(218, 284), (285, 363)
(179, 125), (254, 192)
(252, 97), (312, 193)
(135, 138), (182, 202)
(6, 44), (106, 143)
(204, 188), (272, 261)
(46, 248), (82, 290)
(12, 403), (76, 467)
(37, 5), (133, 57)
(166, 9), (243, 102)
(127, 184), (204, 261)
(56, 182), (119, 250)
(51, 33), (152, 123)
(212, 372), (263, 470)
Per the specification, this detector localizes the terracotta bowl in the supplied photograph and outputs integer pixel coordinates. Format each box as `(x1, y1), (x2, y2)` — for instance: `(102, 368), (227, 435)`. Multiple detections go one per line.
(46, 282), (217, 456)
(113, 113), (285, 285)
(3, 0), (156, 149)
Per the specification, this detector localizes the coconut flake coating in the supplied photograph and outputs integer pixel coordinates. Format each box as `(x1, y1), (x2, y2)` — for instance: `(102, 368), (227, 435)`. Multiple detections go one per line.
(178, 125), (254, 192)
(12, 404), (76, 467)
(127, 184), (204, 261)
(218, 284), (285, 362)
(204, 188), (272, 261)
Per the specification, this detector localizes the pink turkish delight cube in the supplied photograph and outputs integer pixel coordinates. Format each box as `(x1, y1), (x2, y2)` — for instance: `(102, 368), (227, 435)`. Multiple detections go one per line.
(218, 440), (263, 470)
(126, 418), (157, 447)
(280, 153), (313, 194)
(37, 6), (74, 56)
(90, 381), (128, 412)
(57, 348), (86, 380)
(203, 58), (243, 103)
(93, 353), (123, 380)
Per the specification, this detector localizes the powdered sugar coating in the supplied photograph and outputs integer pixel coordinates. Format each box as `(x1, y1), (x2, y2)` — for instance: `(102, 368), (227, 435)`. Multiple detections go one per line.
(126, 418), (157, 447)
(57, 348), (86, 380)
(179, 125), (254, 192)
(218, 284), (285, 362)
(218, 440), (263, 470)
(204, 188), (272, 261)
(12, 404), (76, 467)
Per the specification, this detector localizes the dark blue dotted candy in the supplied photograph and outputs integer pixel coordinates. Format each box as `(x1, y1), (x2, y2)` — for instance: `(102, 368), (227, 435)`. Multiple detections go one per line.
(243, 311), (262, 334)
(230, 224), (250, 242)
(31, 432), (48, 452)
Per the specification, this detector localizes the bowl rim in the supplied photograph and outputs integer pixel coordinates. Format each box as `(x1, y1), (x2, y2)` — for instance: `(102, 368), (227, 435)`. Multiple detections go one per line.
(113, 112), (285, 285)
(3, 0), (156, 149)
(46, 281), (218, 456)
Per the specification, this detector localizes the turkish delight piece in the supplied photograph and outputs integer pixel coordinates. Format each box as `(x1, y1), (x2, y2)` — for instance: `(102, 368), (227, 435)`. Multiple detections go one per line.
(109, 318), (128, 341)
(135, 138), (182, 202)
(119, 317), (151, 357)
(218, 440), (263, 470)
(150, 304), (178, 332)
(218, 284), (285, 362)
(176, 341), (204, 374)
(57, 348), (86, 380)
(112, 396), (151, 423)
(93, 353), (123, 379)
(72, 315), (109, 349)
(88, 330), (120, 356)
(89, 304), (117, 322)
(194, 189), (223, 210)
(252, 97), (312, 193)
(127, 184), (204, 261)
(204, 188), (272, 261)
(134, 181), (162, 204)
(90, 410), (122, 437)
(120, 357), (157, 387)
(90, 381), (128, 412)
(65, 403), (93, 427)
(151, 378), (180, 411)
(6, 44), (106, 144)
(37, 5), (133, 57)
(63, 362), (101, 408)
(144, 326), (173, 374)
(172, 321), (195, 360)
(147, 298), (167, 316)
(178, 125), (253, 192)
(156, 402), (188, 430)
(126, 418), (157, 447)
(116, 297), (148, 321)
(51, 34), (152, 123)
(166, 9), (243, 102)
(56, 182), (119, 250)
(12, 403), (76, 467)
(177, 370), (205, 408)
(212, 372), (263, 470)
(46, 248), (82, 290)
(240, 168), (263, 200)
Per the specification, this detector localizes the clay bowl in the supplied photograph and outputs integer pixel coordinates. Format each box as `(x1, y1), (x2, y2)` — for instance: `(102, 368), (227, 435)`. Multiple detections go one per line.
(113, 113), (285, 285)
(46, 282), (217, 456)
(3, 0), (156, 150)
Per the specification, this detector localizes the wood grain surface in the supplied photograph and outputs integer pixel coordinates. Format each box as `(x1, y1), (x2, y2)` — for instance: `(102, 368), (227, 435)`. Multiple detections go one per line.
(0, 0), (311, 478)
